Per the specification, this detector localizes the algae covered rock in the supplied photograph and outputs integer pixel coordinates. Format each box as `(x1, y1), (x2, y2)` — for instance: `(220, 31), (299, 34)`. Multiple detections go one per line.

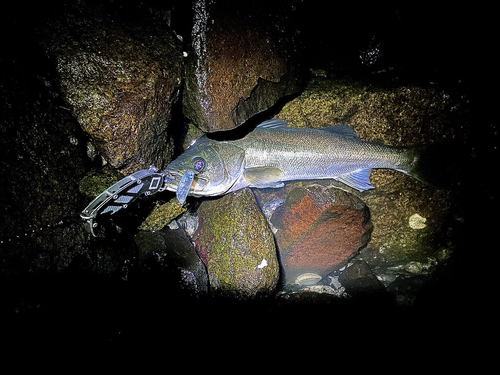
(138, 199), (186, 232)
(42, 7), (183, 174)
(359, 173), (456, 284)
(192, 188), (279, 298)
(277, 75), (467, 145)
(78, 167), (123, 199)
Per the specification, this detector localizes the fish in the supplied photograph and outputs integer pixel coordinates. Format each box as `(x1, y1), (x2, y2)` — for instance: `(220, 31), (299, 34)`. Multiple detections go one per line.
(163, 118), (433, 203)
(81, 118), (452, 235)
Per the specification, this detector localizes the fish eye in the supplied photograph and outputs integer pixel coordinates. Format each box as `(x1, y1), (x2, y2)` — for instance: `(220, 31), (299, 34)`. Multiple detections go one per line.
(192, 157), (206, 172)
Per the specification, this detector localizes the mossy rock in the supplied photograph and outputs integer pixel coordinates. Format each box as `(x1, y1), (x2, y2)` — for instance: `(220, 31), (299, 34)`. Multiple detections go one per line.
(138, 199), (186, 231)
(41, 7), (183, 174)
(78, 167), (123, 199)
(277, 76), (467, 146)
(192, 188), (279, 298)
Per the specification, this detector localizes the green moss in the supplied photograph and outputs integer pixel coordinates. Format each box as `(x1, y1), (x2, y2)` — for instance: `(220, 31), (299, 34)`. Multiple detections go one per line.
(276, 76), (466, 146)
(285, 185), (307, 207)
(277, 78), (371, 129)
(138, 199), (186, 231)
(182, 121), (206, 150)
(78, 167), (123, 199)
(193, 188), (279, 298)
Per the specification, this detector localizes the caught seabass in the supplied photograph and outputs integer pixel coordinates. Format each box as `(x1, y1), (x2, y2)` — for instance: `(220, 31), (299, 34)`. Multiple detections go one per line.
(163, 119), (426, 204)
(81, 118), (437, 235)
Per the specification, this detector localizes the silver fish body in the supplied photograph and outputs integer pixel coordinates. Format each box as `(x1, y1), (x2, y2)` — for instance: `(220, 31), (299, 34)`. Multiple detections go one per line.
(229, 123), (414, 191)
(163, 119), (420, 199)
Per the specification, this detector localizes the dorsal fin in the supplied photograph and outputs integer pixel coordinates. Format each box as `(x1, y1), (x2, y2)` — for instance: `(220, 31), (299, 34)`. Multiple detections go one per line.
(256, 118), (289, 129)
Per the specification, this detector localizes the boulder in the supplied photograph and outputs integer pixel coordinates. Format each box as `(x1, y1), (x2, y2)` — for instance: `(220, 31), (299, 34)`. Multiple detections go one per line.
(360, 173), (456, 285)
(277, 75), (467, 146)
(183, 0), (302, 132)
(192, 188), (279, 298)
(138, 199), (187, 232)
(41, 7), (183, 174)
(254, 181), (372, 285)
(337, 260), (386, 297)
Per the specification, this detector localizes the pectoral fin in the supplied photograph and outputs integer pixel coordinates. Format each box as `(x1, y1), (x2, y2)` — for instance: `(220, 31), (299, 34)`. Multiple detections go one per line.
(244, 166), (284, 189)
(335, 168), (374, 191)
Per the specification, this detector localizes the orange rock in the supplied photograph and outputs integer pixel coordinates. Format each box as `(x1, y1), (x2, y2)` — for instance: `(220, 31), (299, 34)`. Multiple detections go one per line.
(255, 181), (372, 284)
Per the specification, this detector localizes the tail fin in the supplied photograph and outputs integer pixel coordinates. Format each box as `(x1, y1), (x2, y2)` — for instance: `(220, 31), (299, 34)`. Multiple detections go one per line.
(404, 143), (467, 189)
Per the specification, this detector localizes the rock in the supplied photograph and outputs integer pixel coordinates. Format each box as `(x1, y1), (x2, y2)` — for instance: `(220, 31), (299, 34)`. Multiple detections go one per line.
(338, 260), (386, 296)
(183, 0), (302, 132)
(78, 166), (123, 199)
(276, 284), (347, 306)
(254, 181), (372, 285)
(274, 75), (469, 295)
(192, 188), (279, 298)
(277, 75), (468, 145)
(41, 6), (183, 174)
(359, 176), (456, 284)
(134, 227), (208, 296)
(138, 199), (186, 232)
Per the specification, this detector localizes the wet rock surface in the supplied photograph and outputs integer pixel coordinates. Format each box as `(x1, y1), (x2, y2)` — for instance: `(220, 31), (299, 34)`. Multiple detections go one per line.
(192, 188), (279, 298)
(183, 0), (302, 132)
(78, 166), (123, 199)
(338, 260), (386, 297)
(360, 174), (456, 287)
(137, 199), (186, 232)
(277, 75), (468, 145)
(41, 4), (183, 174)
(254, 181), (372, 285)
